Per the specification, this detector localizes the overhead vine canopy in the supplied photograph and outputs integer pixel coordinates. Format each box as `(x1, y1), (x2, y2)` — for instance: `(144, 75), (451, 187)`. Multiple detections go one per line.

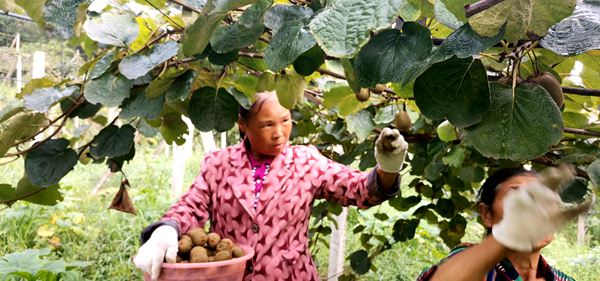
(1, 0), (599, 277)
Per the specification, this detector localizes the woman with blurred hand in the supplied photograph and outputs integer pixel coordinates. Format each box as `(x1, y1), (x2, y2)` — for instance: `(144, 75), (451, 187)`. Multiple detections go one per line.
(417, 166), (592, 281)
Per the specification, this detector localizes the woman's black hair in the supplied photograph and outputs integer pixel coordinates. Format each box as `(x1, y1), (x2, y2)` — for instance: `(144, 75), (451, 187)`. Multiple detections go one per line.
(477, 167), (536, 206)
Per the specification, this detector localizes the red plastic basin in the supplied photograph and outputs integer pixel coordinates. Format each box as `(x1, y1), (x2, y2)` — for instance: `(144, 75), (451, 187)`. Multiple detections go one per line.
(143, 245), (254, 281)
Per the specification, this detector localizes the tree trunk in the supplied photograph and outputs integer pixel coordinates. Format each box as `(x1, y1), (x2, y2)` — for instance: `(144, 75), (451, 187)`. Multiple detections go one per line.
(171, 117), (195, 198)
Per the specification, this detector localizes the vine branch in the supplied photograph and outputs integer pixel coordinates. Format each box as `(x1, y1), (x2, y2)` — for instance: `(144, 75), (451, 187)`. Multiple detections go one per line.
(465, 0), (504, 18)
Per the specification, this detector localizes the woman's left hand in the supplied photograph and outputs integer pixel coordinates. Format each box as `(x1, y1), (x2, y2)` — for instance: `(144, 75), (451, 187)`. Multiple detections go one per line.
(374, 127), (408, 173)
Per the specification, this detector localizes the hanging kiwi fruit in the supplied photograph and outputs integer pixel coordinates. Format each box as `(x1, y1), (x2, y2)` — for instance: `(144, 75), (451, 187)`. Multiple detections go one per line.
(355, 88), (370, 102)
(371, 83), (387, 93)
(394, 104), (411, 132)
(526, 72), (563, 108)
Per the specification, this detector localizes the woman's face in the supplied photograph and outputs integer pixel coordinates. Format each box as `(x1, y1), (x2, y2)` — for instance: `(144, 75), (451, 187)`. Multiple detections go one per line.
(480, 174), (554, 250)
(239, 97), (292, 158)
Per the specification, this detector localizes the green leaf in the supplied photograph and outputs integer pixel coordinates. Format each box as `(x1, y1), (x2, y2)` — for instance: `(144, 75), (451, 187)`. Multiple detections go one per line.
(160, 113), (188, 145)
(349, 250), (371, 275)
(0, 101), (24, 123)
(442, 146), (467, 168)
(434, 0), (465, 29)
(60, 93), (102, 119)
(90, 125), (136, 159)
(458, 165), (485, 183)
(389, 195), (421, 211)
(587, 159), (600, 187)
(182, 12), (226, 57)
(308, 0), (407, 57)
(23, 86), (78, 113)
(15, 178), (63, 206)
(83, 12), (139, 47)
(341, 59), (360, 93)
(264, 4), (313, 33)
(468, 0), (576, 42)
(293, 44), (325, 76)
(464, 83), (563, 161)
(25, 138), (77, 187)
(434, 198), (455, 218)
(120, 92), (165, 120)
(392, 219), (420, 242)
(398, 0), (422, 21)
(440, 214), (467, 247)
(211, 0), (256, 13)
(210, 0), (272, 54)
(560, 177), (589, 203)
(207, 47), (239, 66)
(439, 0), (476, 23)
(43, 0), (86, 39)
(323, 86), (368, 117)
(275, 71), (305, 109)
(0, 184), (16, 205)
(146, 68), (188, 99)
(187, 87), (239, 132)
(135, 0), (166, 8)
(540, 1), (600, 55)
(373, 104), (398, 124)
(107, 145), (135, 172)
(265, 20), (316, 71)
(130, 17), (159, 52)
(436, 23), (505, 60)
(414, 56), (490, 128)
(15, 0), (46, 28)
(346, 110), (374, 142)
(118, 41), (179, 80)
(0, 113), (46, 157)
(89, 50), (117, 79)
(84, 73), (133, 107)
(166, 70), (196, 104)
(354, 23), (433, 88)
(229, 88), (252, 110)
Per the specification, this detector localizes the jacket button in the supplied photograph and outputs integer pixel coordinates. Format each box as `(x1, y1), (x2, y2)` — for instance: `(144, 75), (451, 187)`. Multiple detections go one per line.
(251, 223), (259, 233)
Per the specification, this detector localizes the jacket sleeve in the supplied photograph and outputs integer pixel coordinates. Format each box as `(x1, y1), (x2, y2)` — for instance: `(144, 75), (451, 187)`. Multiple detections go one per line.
(140, 153), (215, 243)
(308, 145), (400, 209)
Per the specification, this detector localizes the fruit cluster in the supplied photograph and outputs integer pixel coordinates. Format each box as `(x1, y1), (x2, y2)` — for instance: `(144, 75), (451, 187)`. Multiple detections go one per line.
(176, 228), (244, 263)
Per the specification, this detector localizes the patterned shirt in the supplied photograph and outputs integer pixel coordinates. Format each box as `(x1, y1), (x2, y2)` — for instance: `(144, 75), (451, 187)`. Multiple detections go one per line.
(417, 243), (575, 281)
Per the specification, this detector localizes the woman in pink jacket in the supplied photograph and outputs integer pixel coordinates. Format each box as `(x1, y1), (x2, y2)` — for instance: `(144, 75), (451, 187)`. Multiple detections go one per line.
(134, 91), (409, 281)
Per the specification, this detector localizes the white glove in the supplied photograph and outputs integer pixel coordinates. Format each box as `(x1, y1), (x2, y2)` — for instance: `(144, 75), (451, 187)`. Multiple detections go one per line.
(492, 167), (593, 252)
(134, 225), (178, 281)
(374, 127), (408, 173)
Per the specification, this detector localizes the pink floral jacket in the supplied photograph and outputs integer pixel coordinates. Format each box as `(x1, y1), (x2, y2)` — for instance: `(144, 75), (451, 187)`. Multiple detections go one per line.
(141, 142), (399, 281)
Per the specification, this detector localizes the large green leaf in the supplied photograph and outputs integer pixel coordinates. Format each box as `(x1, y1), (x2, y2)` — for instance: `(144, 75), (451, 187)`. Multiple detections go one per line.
(346, 110), (374, 142)
(435, 23), (505, 60)
(160, 113), (188, 145)
(293, 44), (325, 76)
(23, 86), (79, 113)
(84, 73), (133, 107)
(434, 0), (464, 29)
(349, 250), (371, 275)
(210, 0), (272, 54)
(0, 184), (16, 205)
(323, 86), (368, 117)
(468, 0), (576, 42)
(211, 0), (256, 13)
(439, 0), (476, 23)
(83, 12), (139, 47)
(439, 214), (467, 247)
(464, 83), (563, 161)
(553, 51), (600, 90)
(0, 113), (46, 157)
(353, 23), (433, 88)
(540, 1), (600, 55)
(15, 178), (63, 206)
(166, 70), (196, 103)
(587, 158), (600, 187)
(60, 93), (102, 119)
(265, 20), (316, 71)
(15, 0), (46, 28)
(25, 138), (77, 187)
(90, 125), (136, 159)
(118, 41), (179, 80)
(89, 50), (117, 79)
(43, 0), (86, 39)
(187, 87), (239, 132)
(275, 71), (305, 109)
(308, 0), (406, 58)
(146, 68), (188, 99)
(130, 17), (158, 52)
(414, 56), (490, 128)
(392, 218), (420, 242)
(182, 12), (226, 57)
(264, 4), (313, 33)
(120, 92), (165, 121)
